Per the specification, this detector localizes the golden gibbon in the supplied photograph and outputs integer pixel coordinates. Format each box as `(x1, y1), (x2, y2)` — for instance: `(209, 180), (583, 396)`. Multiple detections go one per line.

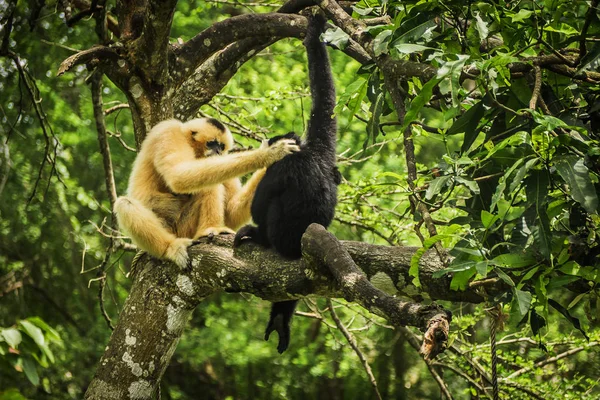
(114, 118), (300, 269)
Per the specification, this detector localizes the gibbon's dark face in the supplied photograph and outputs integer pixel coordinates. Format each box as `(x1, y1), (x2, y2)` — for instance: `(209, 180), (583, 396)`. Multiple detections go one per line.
(205, 139), (226, 157)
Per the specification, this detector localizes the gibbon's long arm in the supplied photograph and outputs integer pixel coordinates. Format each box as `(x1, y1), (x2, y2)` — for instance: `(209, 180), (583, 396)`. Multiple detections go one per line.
(224, 168), (266, 229)
(304, 14), (337, 155)
(154, 142), (296, 194)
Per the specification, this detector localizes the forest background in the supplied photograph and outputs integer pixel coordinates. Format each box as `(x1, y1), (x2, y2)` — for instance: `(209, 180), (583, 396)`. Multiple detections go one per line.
(1, 0), (599, 399)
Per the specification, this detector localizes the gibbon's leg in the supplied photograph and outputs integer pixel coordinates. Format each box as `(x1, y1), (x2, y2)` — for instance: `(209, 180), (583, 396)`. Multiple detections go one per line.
(114, 197), (193, 269)
(224, 168), (266, 230)
(194, 185), (235, 238)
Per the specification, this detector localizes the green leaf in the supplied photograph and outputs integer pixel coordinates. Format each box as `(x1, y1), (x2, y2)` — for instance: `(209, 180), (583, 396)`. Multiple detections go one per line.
(474, 12), (489, 40)
(543, 24), (578, 35)
(394, 43), (436, 54)
(322, 27), (349, 50)
(490, 158), (525, 211)
(366, 90), (385, 149)
(402, 77), (442, 130)
(495, 268), (515, 286)
(336, 78), (368, 129)
(475, 261), (489, 277)
(22, 357), (40, 386)
(352, 6), (373, 16)
(1, 329), (22, 349)
(525, 170), (551, 258)
(26, 317), (61, 345)
(445, 101), (485, 152)
(455, 176), (480, 195)
(568, 293), (586, 310)
(450, 268), (477, 291)
(514, 289), (532, 316)
(531, 111), (568, 130)
(410, 235), (449, 286)
(19, 320), (45, 348)
(19, 320), (54, 363)
(439, 55), (470, 107)
(433, 260), (477, 278)
(492, 253), (536, 268)
(548, 299), (589, 340)
(396, 19), (437, 43)
(372, 30), (393, 57)
(554, 155), (599, 214)
(481, 210), (499, 229)
(522, 266), (540, 282)
(425, 176), (451, 200)
(511, 9), (533, 23)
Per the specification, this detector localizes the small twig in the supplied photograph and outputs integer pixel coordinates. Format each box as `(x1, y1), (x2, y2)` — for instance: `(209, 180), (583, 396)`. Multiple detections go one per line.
(104, 103), (130, 115)
(539, 38), (576, 67)
(529, 66), (542, 110)
(334, 216), (396, 246)
(106, 130), (136, 152)
(502, 380), (545, 400)
(97, 272), (115, 331)
(327, 299), (383, 400)
(433, 362), (486, 394)
(506, 341), (599, 379)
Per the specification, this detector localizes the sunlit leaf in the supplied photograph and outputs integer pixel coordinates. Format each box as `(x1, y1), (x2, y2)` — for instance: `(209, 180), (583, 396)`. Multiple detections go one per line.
(554, 156), (599, 214)
(1, 328), (22, 349)
(425, 176), (452, 200)
(322, 27), (349, 50)
(514, 289), (532, 316)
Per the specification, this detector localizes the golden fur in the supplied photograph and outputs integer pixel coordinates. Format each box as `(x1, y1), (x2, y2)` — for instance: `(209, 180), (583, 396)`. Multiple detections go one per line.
(114, 118), (299, 268)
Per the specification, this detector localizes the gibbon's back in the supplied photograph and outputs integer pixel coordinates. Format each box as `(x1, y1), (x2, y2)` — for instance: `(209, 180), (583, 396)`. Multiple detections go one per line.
(126, 120), (185, 201)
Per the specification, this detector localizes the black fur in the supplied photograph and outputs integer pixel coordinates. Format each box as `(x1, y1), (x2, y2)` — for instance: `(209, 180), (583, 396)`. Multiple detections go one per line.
(206, 117), (227, 132)
(234, 14), (339, 354)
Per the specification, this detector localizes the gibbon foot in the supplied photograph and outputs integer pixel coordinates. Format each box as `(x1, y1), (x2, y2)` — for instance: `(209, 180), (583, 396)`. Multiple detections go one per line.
(264, 300), (298, 354)
(233, 224), (258, 247)
(265, 313), (291, 354)
(196, 226), (235, 238)
(164, 238), (194, 269)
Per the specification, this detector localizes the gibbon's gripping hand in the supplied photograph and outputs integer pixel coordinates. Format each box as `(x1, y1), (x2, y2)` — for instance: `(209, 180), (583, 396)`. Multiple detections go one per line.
(262, 139), (299, 165)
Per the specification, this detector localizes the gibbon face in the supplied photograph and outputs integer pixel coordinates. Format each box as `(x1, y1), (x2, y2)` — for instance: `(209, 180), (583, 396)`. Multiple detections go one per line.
(182, 118), (234, 158)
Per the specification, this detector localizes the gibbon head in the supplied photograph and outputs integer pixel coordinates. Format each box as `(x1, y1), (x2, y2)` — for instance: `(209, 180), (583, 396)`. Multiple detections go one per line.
(182, 118), (234, 158)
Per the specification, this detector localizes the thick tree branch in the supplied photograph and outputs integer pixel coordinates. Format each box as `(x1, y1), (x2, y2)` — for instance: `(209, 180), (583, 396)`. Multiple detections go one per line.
(85, 227), (483, 399)
(173, 13), (307, 84)
(57, 45), (119, 76)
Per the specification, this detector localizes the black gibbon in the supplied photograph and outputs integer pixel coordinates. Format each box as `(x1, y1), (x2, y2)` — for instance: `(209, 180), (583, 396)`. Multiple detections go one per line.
(114, 118), (300, 269)
(234, 14), (340, 353)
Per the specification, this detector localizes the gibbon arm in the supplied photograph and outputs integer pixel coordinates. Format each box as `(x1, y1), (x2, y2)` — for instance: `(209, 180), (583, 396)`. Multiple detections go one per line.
(154, 142), (295, 194)
(225, 168), (266, 229)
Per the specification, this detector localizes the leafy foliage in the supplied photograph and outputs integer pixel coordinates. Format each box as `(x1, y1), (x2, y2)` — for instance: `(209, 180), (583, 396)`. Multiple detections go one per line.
(0, 0), (599, 399)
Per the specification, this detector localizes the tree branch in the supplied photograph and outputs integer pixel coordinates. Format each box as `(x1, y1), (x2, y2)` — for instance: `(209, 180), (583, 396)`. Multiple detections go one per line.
(57, 45), (119, 76)
(84, 227), (483, 399)
(173, 13), (308, 84)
